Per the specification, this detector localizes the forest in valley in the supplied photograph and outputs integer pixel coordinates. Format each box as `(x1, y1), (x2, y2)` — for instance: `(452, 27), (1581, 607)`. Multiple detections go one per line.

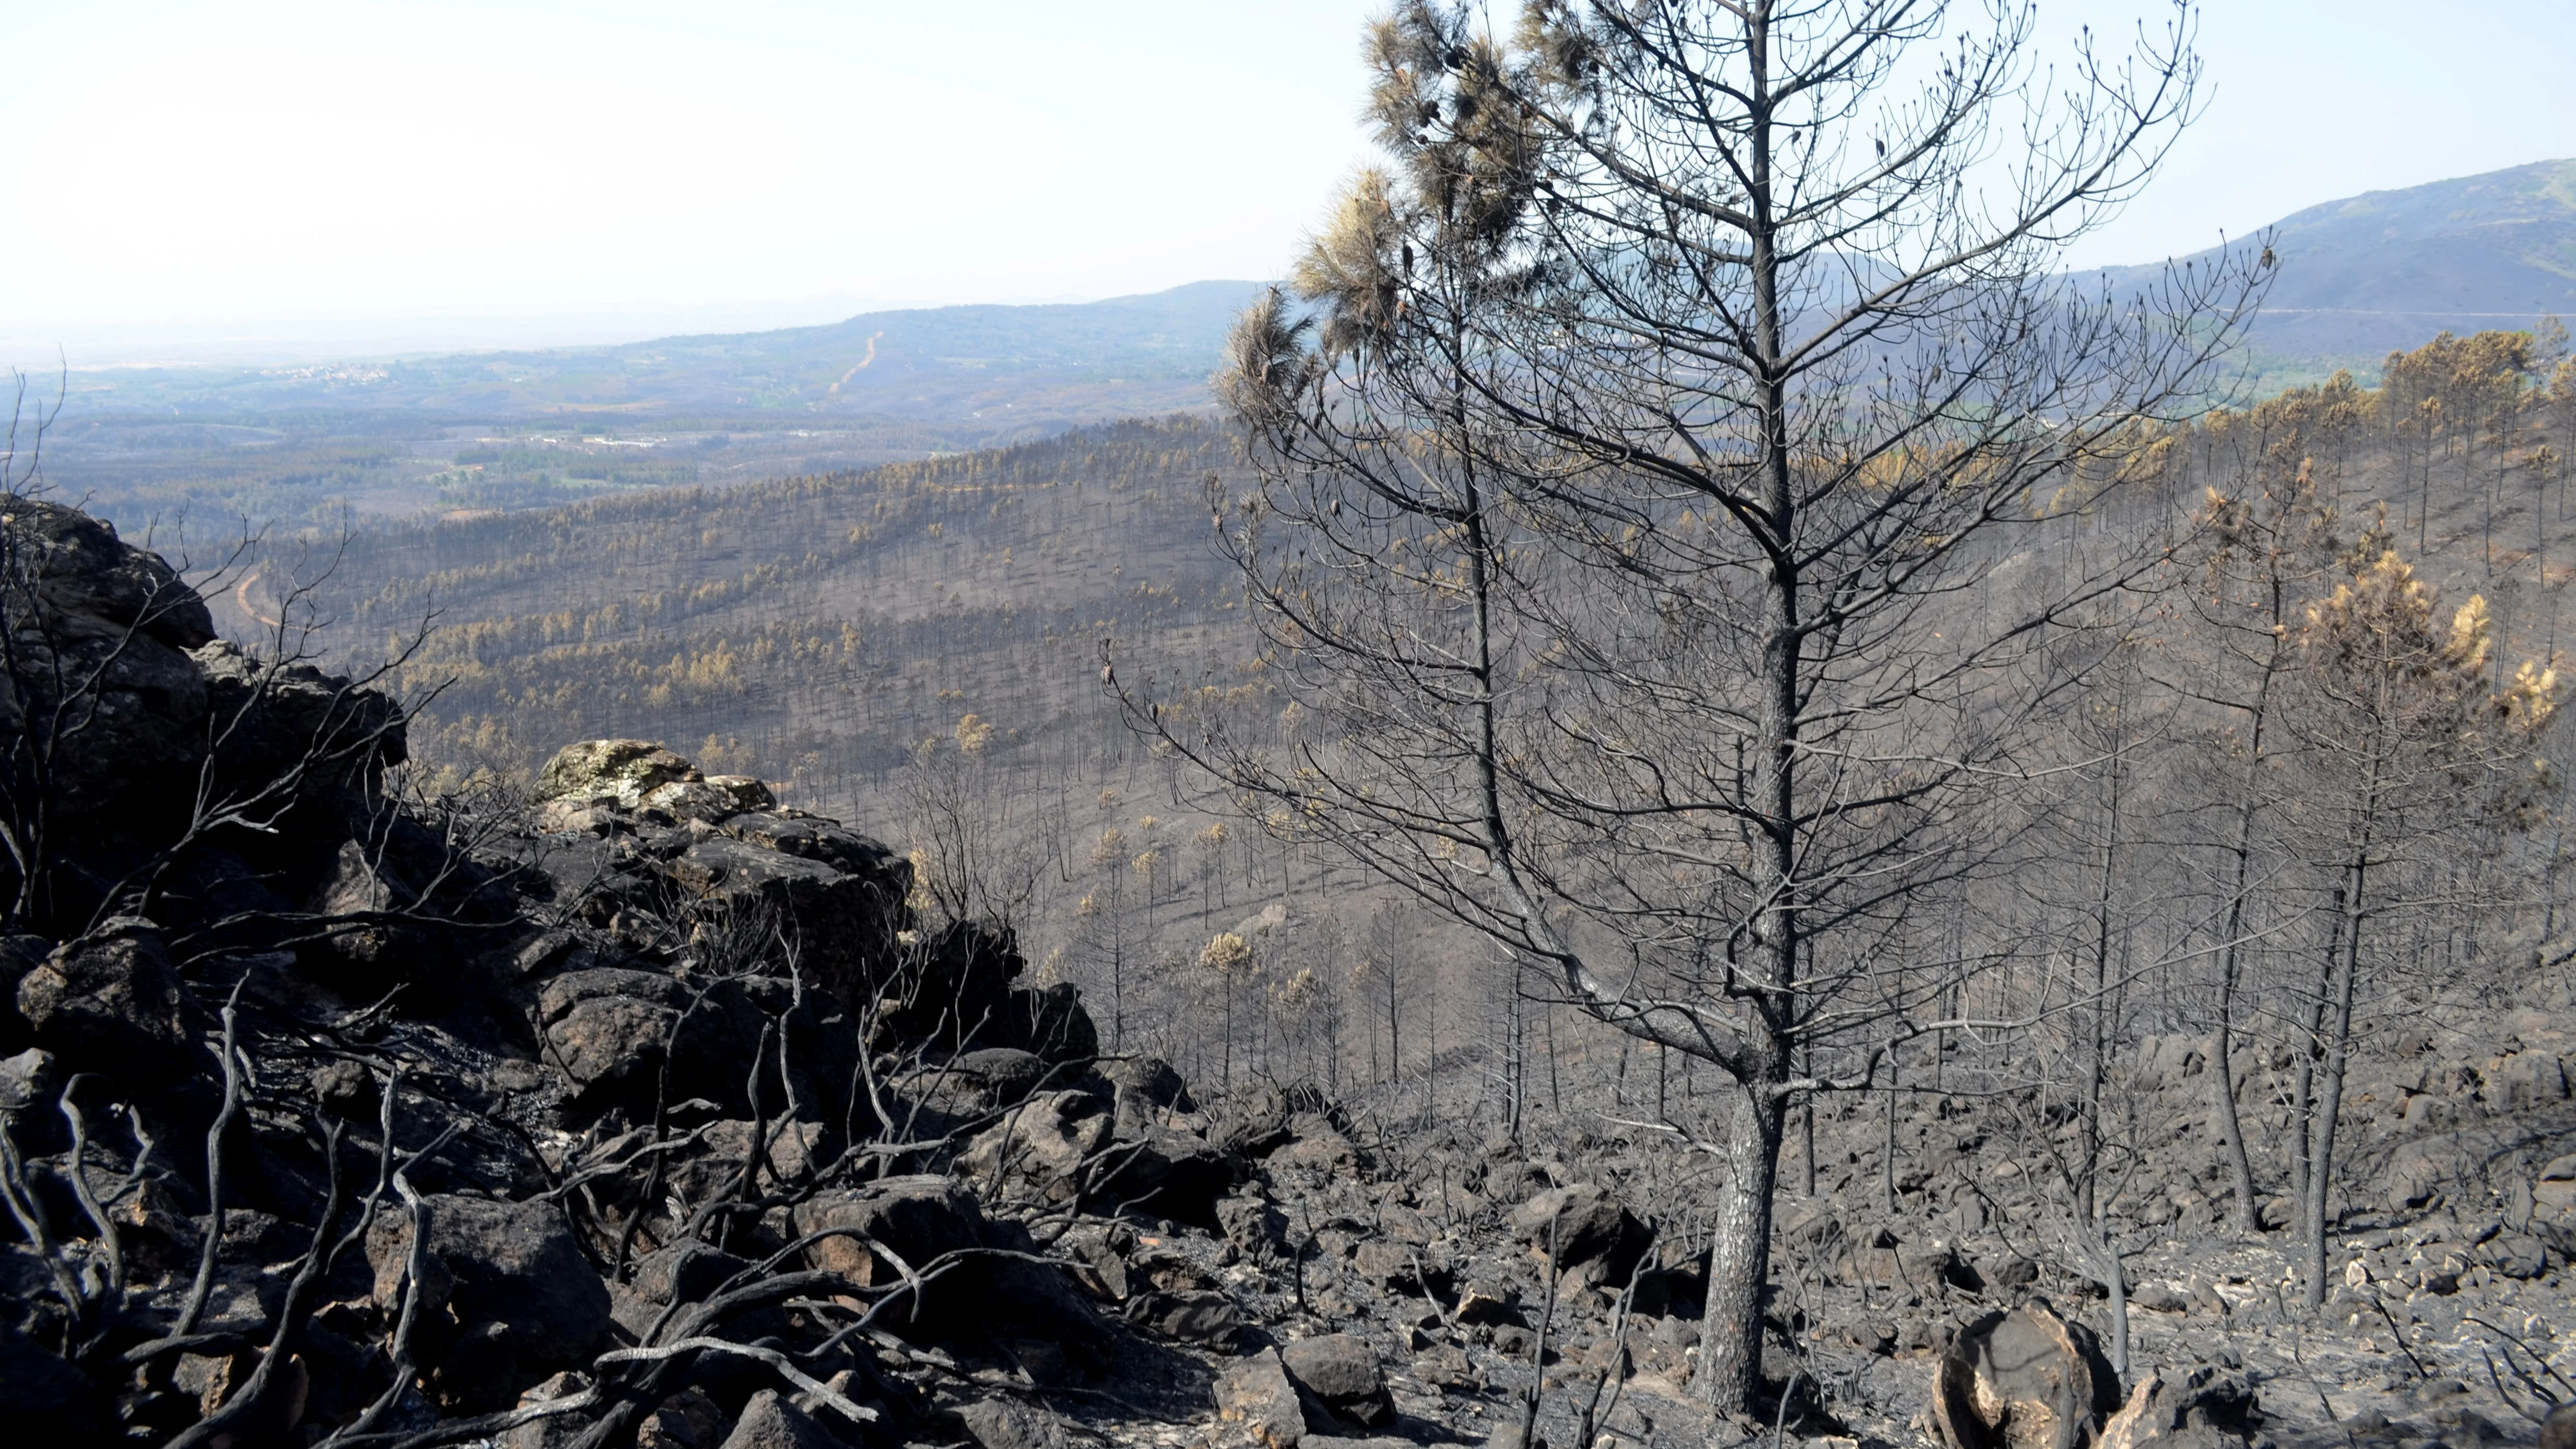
(249, 328), (2576, 1152)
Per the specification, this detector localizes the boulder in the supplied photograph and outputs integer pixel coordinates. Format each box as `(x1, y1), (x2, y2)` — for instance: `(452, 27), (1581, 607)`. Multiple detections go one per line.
(303, 837), (420, 972)
(1898, 1239), (1986, 1295)
(1988, 1255), (2042, 1291)
(2131, 1283), (2191, 1315)
(1453, 1276), (1522, 1327)
(666, 837), (905, 1013)
(1218, 1192), (1291, 1258)
(1509, 1183), (1652, 1291)
(979, 1252), (1112, 1361)
(1128, 1289), (1243, 1349)
(2545, 1404), (2576, 1449)
(654, 1389), (729, 1448)
(3, 507), (419, 929)
(0, 936), (43, 1049)
(2129, 1036), (2206, 1091)
(612, 1239), (762, 1340)
(3, 500), (214, 647)
(680, 975), (864, 1126)
(1055, 1221), (1136, 1302)
(1103, 1055), (1193, 1111)
(1627, 1260), (1704, 1319)
(366, 1194), (612, 1378)
(878, 921), (1022, 1048)
(2484, 1052), (2569, 1112)
(536, 968), (689, 1099)
(2388, 1138), (2474, 1212)
(0, 503), (218, 837)
(109, 1178), (208, 1280)
(959, 1090), (1112, 1205)
(2483, 1230), (2549, 1279)
(1209, 1084), (1321, 1157)
(1930, 1302), (2123, 1449)
(660, 1120), (826, 1211)
(794, 1175), (991, 1286)
(1132, 1245), (1223, 1295)
(719, 811), (903, 878)
(957, 1397), (1068, 1449)
(1412, 1344), (1479, 1391)
(0, 1047), (59, 1113)
(190, 640), (406, 801)
(720, 1388), (849, 1449)
(642, 776), (774, 824)
(432, 1321), (524, 1413)
(1273, 1116), (1361, 1172)
(496, 1372), (593, 1449)
(944, 1047), (1051, 1111)
(1282, 1333), (1393, 1429)
(666, 835), (852, 905)
(41, 630), (211, 816)
(635, 1239), (756, 1309)
(16, 920), (202, 1087)
(793, 1175), (1098, 1355)
(1215, 1347), (1305, 1449)
(2097, 1368), (2262, 1449)
(1005, 983), (1100, 1064)
(1097, 1129), (1239, 1229)
(1353, 1237), (1450, 1295)
(702, 775), (777, 810)
(536, 740), (703, 810)
(536, 966), (856, 1123)
(1777, 1200), (1842, 1248)
(0, 1328), (113, 1443)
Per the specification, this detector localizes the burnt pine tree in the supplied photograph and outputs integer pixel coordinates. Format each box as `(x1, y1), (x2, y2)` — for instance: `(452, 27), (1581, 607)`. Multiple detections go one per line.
(2188, 452), (2337, 1237)
(1118, 0), (2266, 1410)
(2277, 527), (2557, 1308)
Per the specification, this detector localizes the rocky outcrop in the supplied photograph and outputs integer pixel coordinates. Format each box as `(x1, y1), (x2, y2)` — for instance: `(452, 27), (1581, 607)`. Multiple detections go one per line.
(0, 508), (1153, 1447)
(14, 498), (2566, 1449)
(528, 739), (911, 1017)
(538, 738), (688, 801)
(1, 502), (410, 935)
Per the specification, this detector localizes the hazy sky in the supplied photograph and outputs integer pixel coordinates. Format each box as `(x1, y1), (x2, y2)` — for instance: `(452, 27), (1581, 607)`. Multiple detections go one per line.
(3, 0), (2573, 356)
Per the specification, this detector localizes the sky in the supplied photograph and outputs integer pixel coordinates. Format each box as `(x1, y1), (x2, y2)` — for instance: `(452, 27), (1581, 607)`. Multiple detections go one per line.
(2, 0), (2573, 363)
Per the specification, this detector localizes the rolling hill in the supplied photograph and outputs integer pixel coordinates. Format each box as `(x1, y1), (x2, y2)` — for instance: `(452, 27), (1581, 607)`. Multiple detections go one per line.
(47, 280), (1264, 423)
(245, 417), (1254, 806)
(37, 161), (2576, 534)
(2124, 158), (2576, 374)
(34, 282), (1264, 530)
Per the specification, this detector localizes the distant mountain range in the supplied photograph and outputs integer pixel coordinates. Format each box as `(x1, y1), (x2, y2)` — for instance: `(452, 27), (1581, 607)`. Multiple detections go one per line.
(33, 162), (2576, 532)
(2150, 158), (2576, 367)
(36, 282), (1266, 526)
(50, 280), (1266, 430)
(59, 159), (2576, 428)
